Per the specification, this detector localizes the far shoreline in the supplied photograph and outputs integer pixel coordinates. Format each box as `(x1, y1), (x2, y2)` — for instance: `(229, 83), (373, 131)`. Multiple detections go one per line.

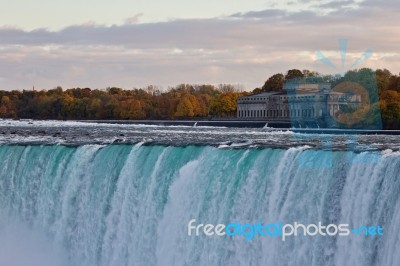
(76, 119), (400, 135)
(2, 118), (400, 135)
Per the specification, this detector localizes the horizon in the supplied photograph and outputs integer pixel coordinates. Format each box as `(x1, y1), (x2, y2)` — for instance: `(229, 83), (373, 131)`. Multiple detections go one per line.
(0, 67), (395, 92)
(0, 0), (399, 90)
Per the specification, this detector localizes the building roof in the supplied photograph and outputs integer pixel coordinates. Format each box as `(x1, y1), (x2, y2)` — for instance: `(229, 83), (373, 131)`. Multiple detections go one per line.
(241, 92), (283, 98)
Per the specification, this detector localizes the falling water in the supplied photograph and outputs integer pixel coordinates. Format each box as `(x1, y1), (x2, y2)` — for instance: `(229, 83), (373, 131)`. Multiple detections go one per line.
(0, 144), (399, 266)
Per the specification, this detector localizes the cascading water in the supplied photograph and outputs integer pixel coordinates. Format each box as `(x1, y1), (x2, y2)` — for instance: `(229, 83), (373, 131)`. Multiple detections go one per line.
(0, 144), (399, 266)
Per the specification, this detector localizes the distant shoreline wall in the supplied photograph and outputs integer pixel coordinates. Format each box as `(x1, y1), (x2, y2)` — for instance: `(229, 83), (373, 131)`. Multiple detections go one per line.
(78, 119), (290, 128)
(77, 120), (400, 135)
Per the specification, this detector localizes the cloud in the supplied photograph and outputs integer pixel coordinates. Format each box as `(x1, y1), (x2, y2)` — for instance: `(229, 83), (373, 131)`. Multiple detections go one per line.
(361, 0), (400, 9)
(230, 9), (287, 19)
(316, 0), (357, 9)
(0, 0), (399, 90)
(124, 13), (144, 24)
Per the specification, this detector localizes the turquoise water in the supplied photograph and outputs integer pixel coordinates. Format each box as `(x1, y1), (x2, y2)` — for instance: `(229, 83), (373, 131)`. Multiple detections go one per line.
(0, 144), (399, 266)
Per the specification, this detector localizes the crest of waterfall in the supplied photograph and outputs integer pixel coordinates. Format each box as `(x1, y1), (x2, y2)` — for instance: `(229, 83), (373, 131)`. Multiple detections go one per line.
(0, 144), (399, 266)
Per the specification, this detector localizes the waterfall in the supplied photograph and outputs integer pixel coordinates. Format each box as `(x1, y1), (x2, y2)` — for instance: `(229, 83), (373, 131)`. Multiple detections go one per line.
(0, 144), (399, 266)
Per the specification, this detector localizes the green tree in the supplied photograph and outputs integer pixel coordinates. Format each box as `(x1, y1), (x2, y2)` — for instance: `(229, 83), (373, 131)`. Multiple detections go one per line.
(252, 88), (263, 94)
(262, 73), (284, 92)
(285, 69), (304, 80)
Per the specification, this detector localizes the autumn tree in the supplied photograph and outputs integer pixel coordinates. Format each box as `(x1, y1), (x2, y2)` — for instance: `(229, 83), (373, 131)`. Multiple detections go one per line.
(175, 94), (195, 118)
(0, 96), (16, 118)
(376, 69), (392, 95)
(115, 99), (145, 119)
(380, 90), (400, 128)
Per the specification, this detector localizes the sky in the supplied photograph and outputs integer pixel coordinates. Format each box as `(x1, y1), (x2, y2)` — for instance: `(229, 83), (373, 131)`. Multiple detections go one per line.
(0, 0), (398, 90)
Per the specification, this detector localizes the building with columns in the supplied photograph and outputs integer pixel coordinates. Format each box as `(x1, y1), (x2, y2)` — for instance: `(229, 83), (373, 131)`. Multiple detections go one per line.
(237, 82), (361, 127)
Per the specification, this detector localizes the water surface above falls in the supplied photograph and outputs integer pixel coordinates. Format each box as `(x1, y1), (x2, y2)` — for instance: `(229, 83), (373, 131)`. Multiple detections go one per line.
(1, 120), (400, 266)
(0, 119), (399, 151)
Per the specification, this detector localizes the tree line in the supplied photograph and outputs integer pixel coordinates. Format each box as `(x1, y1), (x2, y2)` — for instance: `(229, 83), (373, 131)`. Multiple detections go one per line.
(0, 68), (399, 129)
(0, 84), (247, 121)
